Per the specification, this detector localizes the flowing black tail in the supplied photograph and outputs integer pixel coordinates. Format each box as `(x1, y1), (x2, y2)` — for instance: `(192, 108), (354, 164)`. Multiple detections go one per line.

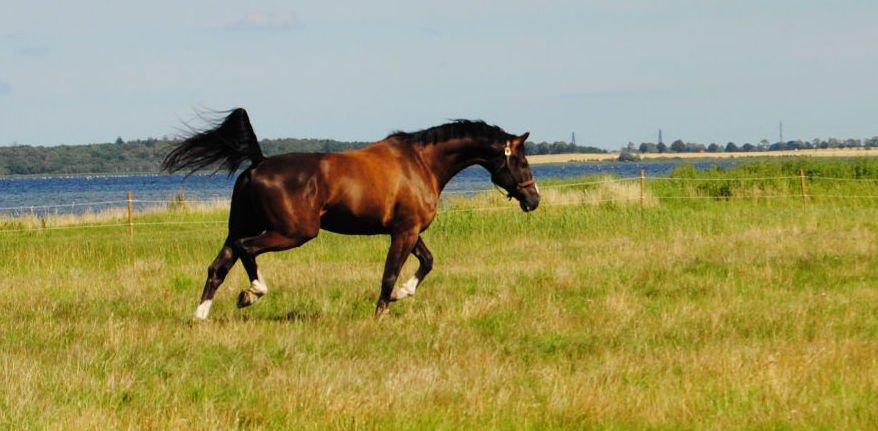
(162, 108), (265, 176)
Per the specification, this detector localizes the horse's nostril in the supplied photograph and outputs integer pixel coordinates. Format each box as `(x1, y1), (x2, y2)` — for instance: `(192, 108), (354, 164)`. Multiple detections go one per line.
(521, 195), (539, 212)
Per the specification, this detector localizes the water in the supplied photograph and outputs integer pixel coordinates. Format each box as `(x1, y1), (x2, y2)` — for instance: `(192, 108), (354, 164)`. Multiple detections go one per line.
(0, 159), (740, 216)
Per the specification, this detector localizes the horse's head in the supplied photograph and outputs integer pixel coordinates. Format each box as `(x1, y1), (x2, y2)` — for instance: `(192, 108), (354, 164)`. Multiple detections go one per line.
(488, 132), (540, 212)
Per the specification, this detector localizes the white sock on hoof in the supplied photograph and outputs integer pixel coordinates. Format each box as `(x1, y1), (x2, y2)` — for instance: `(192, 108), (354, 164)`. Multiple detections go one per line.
(248, 271), (268, 300)
(193, 300), (213, 320)
(392, 277), (419, 300)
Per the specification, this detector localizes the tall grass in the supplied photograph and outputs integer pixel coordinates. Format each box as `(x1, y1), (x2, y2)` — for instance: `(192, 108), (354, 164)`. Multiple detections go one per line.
(0, 158), (876, 429)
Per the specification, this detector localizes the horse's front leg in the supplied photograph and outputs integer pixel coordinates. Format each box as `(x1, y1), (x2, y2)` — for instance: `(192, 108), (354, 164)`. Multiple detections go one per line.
(391, 235), (433, 301)
(375, 229), (420, 318)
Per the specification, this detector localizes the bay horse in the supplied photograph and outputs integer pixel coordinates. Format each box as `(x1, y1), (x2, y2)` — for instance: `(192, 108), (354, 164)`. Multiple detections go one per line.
(162, 108), (540, 319)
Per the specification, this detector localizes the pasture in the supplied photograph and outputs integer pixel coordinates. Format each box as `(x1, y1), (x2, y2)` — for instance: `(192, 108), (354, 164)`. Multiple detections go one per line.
(1, 158), (877, 429)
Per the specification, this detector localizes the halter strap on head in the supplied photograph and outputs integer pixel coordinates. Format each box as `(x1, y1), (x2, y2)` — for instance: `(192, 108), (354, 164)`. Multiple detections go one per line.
(516, 179), (536, 190)
(492, 139), (537, 199)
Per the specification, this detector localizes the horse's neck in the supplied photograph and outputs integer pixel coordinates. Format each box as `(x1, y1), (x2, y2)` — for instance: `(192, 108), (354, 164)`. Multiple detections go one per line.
(423, 138), (487, 191)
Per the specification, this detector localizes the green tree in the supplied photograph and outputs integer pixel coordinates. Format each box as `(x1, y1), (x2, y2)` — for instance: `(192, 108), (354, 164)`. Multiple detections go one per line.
(670, 139), (686, 153)
(639, 142), (657, 153)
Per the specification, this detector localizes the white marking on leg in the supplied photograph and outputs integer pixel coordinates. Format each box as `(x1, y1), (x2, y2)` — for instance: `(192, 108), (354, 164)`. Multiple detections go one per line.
(250, 274), (268, 295)
(247, 271), (268, 302)
(193, 300), (213, 320)
(392, 277), (419, 300)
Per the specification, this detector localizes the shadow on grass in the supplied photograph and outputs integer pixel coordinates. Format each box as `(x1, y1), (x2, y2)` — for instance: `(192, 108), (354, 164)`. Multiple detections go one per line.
(185, 309), (321, 326)
(269, 310), (322, 322)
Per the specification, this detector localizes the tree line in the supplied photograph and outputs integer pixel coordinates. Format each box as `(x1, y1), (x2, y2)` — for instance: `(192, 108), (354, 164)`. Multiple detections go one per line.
(4, 133), (873, 175)
(629, 137), (878, 154)
(524, 141), (605, 155)
(0, 137), (603, 175)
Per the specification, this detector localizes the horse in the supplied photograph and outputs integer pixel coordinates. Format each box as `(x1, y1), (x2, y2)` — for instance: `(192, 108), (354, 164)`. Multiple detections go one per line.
(162, 108), (540, 319)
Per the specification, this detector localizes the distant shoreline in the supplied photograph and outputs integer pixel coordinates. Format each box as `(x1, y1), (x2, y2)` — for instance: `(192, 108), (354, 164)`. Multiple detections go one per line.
(527, 147), (876, 164)
(1, 148), (874, 178)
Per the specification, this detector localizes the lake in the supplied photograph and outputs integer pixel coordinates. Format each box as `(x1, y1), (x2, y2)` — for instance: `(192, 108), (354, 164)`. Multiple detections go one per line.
(0, 159), (740, 216)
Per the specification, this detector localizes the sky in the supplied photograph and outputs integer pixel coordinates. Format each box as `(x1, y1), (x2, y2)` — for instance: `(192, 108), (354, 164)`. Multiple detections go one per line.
(1, 1), (876, 149)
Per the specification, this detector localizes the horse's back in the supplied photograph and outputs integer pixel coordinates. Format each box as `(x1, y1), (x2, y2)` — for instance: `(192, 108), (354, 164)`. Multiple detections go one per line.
(252, 144), (403, 183)
(252, 152), (326, 183)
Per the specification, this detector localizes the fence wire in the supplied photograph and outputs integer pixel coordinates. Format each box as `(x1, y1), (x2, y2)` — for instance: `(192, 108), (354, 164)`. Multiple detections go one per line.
(3, 174), (874, 212)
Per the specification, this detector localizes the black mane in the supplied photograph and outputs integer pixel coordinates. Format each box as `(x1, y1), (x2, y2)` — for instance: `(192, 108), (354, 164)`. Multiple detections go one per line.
(389, 120), (512, 145)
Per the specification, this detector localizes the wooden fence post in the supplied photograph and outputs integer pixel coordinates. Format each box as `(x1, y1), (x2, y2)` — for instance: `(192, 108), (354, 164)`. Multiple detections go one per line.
(639, 169), (646, 210)
(127, 191), (134, 237)
(799, 169), (808, 208)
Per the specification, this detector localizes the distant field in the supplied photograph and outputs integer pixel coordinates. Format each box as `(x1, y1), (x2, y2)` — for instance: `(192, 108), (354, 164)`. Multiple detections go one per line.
(529, 147), (876, 164)
(1, 158), (877, 429)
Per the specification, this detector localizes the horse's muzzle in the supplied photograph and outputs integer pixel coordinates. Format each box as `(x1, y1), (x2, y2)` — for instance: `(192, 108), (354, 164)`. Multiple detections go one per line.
(520, 193), (540, 212)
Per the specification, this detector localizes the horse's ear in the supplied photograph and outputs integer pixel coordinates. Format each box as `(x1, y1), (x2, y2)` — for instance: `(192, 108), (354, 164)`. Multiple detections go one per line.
(512, 132), (530, 148)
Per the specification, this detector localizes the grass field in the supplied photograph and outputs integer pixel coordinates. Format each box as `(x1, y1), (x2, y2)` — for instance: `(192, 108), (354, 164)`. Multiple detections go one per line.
(1, 159), (877, 429)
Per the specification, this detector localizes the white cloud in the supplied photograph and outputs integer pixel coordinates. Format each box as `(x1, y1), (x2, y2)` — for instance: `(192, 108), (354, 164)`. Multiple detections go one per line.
(0, 80), (11, 95)
(223, 11), (299, 31)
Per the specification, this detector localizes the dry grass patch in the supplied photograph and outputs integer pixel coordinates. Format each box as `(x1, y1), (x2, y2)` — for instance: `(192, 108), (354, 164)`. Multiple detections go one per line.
(0, 199), (229, 230)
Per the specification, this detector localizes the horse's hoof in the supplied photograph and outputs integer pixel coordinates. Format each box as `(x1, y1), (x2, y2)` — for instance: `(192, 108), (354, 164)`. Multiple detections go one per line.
(374, 301), (390, 319)
(237, 290), (258, 308)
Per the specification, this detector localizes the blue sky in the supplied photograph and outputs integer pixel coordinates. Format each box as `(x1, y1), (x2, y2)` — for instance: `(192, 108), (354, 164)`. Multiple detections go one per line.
(1, 1), (876, 149)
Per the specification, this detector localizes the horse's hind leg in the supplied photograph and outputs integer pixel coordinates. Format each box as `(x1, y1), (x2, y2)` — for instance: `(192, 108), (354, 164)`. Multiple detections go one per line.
(234, 229), (317, 308)
(193, 242), (238, 320)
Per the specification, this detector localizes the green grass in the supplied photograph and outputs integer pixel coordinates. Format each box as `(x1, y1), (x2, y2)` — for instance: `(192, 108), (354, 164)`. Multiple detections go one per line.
(1, 159), (877, 429)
